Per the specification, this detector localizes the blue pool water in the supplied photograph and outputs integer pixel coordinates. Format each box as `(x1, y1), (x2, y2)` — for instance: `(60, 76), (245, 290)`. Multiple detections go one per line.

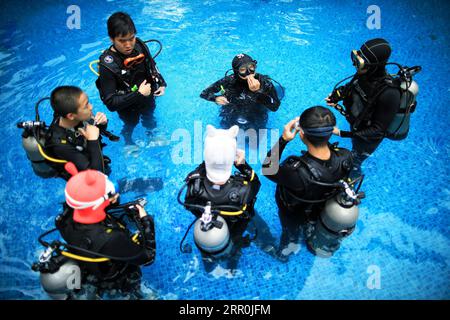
(0, 0), (449, 300)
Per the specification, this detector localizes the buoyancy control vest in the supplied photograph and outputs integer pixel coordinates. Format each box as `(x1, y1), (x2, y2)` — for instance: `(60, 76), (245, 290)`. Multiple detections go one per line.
(185, 164), (260, 221)
(56, 207), (130, 281)
(278, 144), (353, 208)
(345, 71), (419, 140)
(97, 38), (162, 95)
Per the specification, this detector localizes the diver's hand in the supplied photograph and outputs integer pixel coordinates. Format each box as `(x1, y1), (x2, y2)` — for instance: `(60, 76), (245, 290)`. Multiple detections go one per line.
(93, 112), (108, 126)
(135, 204), (148, 219)
(153, 86), (166, 97)
(109, 193), (120, 204)
(325, 96), (337, 107)
(247, 74), (261, 92)
(78, 124), (100, 141)
(333, 127), (341, 136)
(235, 149), (245, 166)
(282, 117), (300, 142)
(138, 80), (152, 97)
(215, 96), (229, 106)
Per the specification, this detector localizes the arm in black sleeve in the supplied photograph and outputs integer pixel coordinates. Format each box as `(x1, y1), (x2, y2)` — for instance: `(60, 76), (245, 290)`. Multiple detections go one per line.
(262, 137), (305, 191)
(254, 76), (281, 111)
(97, 64), (143, 112)
(340, 88), (401, 141)
(235, 161), (261, 187)
(262, 136), (289, 174)
(138, 215), (156, 266)
(51, 140), (104, 172)
(200, 77), (231, 102)
(100, 217), (155, 266)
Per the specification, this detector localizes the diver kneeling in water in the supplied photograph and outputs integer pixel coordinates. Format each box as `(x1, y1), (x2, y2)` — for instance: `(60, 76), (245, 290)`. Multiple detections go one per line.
(32, 162), (156, 299)
(178, 125), (261, 274)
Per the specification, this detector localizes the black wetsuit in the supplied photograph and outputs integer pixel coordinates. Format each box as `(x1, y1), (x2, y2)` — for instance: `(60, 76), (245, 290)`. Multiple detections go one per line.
(263, 137), (353, 250)
(184, 161), (261, 271)
(337, 70), (401, 178)
(96, 38), (166, 144)
(200, 74), (280, 129)
(46, 119), (110, 180)
(56, 205), (156, 296)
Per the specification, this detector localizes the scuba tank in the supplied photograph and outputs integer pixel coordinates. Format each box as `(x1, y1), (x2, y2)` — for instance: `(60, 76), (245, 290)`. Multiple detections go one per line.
(178, 180), (243, 256)
(18, 120), (58, 179)
(17, 97), (62, 179)
(386, 75), (420, 140)
(32, 245), (80, 300)
(306, 179), (365, 258)
(39, 258), (80, 300)
(193, 203), (231, 255)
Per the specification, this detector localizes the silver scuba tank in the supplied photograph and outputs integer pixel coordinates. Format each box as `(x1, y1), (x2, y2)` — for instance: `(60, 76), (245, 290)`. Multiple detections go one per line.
(193, 204), (231, 255)
(34, 246), (81, 300)
(386, 79), (419, 140)
(21, 130), (57, 178)
(307, 182), (361, 258)
(40, 259), (80, 300)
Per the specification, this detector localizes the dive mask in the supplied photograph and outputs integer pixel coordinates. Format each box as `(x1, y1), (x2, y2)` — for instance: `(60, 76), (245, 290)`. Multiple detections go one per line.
(238, 62), (256, 77)
(351, 50), (366, 70)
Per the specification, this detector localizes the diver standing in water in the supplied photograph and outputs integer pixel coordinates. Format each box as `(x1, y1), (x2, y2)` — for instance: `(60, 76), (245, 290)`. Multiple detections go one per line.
(325, 38), (420, 179)
(44, 86), (112, 179)
(179, 125), (261, 273)
(96, 12), (167, 145)
(33, 163), (156, 299)
(263, 107), (356, 261)
(200, 54), (281, 129)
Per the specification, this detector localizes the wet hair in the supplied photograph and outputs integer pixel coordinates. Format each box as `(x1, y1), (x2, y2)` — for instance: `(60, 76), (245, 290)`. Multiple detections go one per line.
(299, 106), (336, 147)
(107, 12), (137, 39)
(50, 86), (83, 118)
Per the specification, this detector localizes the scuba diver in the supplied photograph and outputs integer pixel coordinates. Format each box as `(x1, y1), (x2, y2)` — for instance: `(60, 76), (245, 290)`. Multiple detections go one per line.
(95, 12), (167, 145)
(263, 106), (364, 261)
(200, 53), (282, 130)
(17, 88), (163, 194)
(325, 38), (421, 179)
(17, 86), (117, 180)
(178, 125), (262, 273)
(32, 162), (156, 299)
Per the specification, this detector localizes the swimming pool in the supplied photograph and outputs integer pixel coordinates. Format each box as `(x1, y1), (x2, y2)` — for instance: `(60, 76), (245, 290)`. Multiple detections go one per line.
(0, 0), (449, 299)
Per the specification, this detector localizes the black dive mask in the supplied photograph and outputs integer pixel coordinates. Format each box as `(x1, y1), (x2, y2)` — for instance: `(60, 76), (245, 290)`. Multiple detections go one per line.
(237, 62), (256, 77)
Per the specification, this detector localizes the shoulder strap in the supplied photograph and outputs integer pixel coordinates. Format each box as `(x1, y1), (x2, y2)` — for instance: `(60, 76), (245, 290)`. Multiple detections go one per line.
(135, 38), (158, 76)
(298, 155), (322, 182)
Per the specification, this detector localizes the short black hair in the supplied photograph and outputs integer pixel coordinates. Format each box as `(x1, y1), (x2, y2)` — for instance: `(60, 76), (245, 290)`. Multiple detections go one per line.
(50, 86), (83, 118)
(299, 106), (336, 147)
(107, 12), (136, 39)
